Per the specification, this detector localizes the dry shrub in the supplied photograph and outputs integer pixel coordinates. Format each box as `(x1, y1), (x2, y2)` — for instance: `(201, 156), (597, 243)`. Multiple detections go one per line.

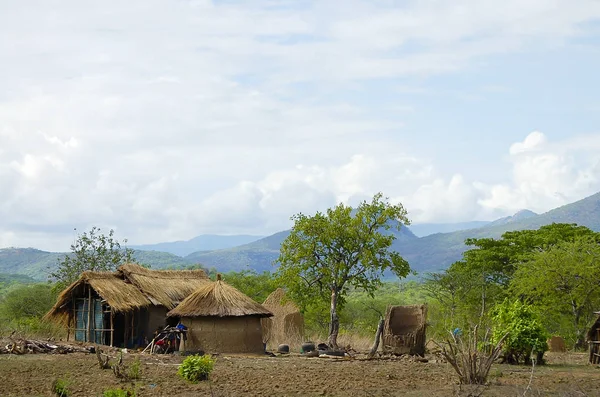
(435, 326), (507, 385)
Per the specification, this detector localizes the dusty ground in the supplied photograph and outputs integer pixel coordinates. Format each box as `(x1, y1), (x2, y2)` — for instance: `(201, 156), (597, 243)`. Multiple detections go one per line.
(0, 350), (598, 397)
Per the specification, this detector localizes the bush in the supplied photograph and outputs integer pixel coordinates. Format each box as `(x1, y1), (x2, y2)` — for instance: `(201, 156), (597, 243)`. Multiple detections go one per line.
(127, 357), (142, 380)
(0, 283), (56, 319)
(178, 354), (215, 383)
(492, 299), (548, 365)
(102, 387), (136, 397)
(51, 377), (71, 397)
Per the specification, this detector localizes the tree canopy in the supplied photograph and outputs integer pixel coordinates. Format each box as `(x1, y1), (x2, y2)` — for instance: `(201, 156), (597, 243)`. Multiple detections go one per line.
(275, 193), (411, 347)
(50, 227), (134, 290)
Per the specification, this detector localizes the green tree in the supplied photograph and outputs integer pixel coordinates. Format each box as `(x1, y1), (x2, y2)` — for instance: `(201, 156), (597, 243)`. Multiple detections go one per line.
(492, 299), (548, 365)
(275, 193), (411, 347)
(0, 283), (57, 319)
(222, 270), (278, 303)
(50, 227), (134, 289)
(510, 238), (600, 349)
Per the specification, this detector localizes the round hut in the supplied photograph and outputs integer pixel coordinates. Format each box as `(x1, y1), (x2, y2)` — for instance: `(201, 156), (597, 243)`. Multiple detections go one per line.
(167, 275), (273, 354)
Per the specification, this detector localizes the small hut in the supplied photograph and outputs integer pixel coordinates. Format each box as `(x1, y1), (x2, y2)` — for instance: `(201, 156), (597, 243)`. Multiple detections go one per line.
(44, 263), (209, 347)
(261, 288), (304, 347)
(588, 311), (600, 364)
(382, 304), (427, 356)
(168, 276), (273, 354)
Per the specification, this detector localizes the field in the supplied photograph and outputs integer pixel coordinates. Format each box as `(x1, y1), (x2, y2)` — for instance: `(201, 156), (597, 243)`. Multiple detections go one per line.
(0, 349), (598, 397)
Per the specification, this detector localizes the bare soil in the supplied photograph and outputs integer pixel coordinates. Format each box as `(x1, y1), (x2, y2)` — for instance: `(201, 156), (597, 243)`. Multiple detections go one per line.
(0, 350), (598, 396)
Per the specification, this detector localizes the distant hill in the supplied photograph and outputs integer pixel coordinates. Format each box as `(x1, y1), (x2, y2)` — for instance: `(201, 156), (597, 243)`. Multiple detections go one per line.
(131, 234), (263, 256)
(409, 221), (490, 237)
(2, 191), (600, 279)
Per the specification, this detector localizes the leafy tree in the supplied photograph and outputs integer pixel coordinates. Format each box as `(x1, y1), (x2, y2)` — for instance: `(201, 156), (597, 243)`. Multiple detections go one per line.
(510, 238), (600, 349)
(0, 283), (57, 319)
(492, 299), (548, 365)
(50, 227), (134, 289)
(221, 270), (278, 303)
(275, 193), (411, 347)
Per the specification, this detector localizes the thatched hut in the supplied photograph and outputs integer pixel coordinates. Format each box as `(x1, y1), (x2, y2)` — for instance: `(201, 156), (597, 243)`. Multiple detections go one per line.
(261, 288), (304, 347)
(168, 276), (273, 354)
(44, 263), (209, 347)
(588, 311), (600, 364)
(382, 304), (427, 356)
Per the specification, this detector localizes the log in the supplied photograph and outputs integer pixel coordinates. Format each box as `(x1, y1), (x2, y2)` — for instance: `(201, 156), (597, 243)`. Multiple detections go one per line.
(368, 318), (385, 359)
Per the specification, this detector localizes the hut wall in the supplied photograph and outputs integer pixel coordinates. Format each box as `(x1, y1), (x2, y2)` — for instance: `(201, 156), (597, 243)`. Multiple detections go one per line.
(182, 316), (264, 354)
(382, 304), (427, 356)
(589, 318), (600, 364)
(144, 306), (168, 340)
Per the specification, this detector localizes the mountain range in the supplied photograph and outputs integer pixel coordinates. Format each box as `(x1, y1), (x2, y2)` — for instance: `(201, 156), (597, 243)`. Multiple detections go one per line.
(2, 191), (599, 280)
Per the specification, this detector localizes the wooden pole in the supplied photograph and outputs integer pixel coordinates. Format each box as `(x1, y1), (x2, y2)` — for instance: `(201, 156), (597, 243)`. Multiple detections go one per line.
(87, 284), (92, 343)
(368, 318), (385, 359)
(110, 310), (114, 347)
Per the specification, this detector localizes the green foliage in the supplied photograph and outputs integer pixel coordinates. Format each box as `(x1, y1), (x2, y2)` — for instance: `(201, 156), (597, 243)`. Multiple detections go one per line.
(510, 238), (600, 349)
(51, 377), (71, 397)
(0, 283), (56, 319)
(178, 354), (215, 383)
(221, 270), (278, 303)
(276, 193), (411, 346)
(127, 357), (142, 380)
(50, 227), (134, 289)
(492, 299), (548, 365)
(102, 387), (136, 397)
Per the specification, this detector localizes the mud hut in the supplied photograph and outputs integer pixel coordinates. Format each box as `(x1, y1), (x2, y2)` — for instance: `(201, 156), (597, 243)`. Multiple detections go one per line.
(168, 276), (273, 354)
(588, 311), (600, 364)
(382, 304), (427, 356)
(261, 288), (304, 347)
(44, 263), (209, 347)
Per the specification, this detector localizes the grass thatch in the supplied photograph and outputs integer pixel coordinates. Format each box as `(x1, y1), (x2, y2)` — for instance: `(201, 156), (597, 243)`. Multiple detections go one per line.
(167, 279), (273, 318)
(44, 271), (152, 324)
(117, 263), (209, 309)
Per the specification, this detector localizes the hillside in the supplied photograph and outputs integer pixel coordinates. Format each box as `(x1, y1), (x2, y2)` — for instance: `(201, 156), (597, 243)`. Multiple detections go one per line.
(409, 221), (490, 237)
(184, 191), (600, 274)
(131, 234), (263, 257)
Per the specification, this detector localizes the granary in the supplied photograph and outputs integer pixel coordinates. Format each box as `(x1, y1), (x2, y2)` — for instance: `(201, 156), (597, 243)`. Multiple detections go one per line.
(167, 275), (273, 354)
(260, 288), (304, 348)
(44, 263), (209, 347)
(382, 304), (427, 356)
(588, 311), (600, 364)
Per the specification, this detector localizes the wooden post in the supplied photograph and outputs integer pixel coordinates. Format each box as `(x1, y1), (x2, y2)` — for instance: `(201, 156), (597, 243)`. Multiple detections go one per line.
(131, 311), (135, 347)
(87, 284), (92, 343)
(110, 310), (114, 347)
(368, 318), (385, 359)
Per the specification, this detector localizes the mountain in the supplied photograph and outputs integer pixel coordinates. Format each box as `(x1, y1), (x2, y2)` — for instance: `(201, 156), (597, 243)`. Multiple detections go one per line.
(184, 192), (600, 275)
(409, 221), (490, 237)
(130, 234), (263, 256)
(185, 221), (418, 273)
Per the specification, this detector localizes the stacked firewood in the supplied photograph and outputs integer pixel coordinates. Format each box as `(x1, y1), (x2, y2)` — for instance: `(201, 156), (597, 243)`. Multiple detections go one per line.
(1, 338), (93, 354)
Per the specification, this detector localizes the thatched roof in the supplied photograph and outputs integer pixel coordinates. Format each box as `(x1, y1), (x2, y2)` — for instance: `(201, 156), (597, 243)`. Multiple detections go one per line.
(167, 279), (273, 318)
(117, 263), (210, 309)
(44, 271), (152, 323)
(262, 288), (300, 314)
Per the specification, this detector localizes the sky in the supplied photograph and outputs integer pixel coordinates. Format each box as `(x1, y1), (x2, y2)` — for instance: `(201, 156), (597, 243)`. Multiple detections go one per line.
(1, 0), (600, 251)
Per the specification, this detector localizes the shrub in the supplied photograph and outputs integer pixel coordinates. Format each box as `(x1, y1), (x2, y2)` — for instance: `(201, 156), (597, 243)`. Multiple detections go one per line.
(51, 377), (71, 397)
(102, 387), (136, 397)
(178, 354), (215, 383)
(127, 357), (142, 380)
(492, 299), (548, 365)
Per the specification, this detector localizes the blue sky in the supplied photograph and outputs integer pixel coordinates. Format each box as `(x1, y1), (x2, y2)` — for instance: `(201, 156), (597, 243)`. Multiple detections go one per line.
(1, 0), (600, 250)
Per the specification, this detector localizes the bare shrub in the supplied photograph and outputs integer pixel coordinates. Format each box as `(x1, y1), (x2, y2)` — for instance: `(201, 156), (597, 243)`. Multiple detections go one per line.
(435, 326), (507, 385)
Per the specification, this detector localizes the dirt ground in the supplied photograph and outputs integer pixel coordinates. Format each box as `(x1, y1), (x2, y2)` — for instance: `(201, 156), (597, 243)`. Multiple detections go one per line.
(0, 350), (598, 397)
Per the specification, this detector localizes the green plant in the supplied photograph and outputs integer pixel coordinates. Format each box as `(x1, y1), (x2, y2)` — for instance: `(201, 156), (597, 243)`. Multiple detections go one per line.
(51, 377), (71, 397)
(127, 357), (142, 380)
(102, 387), (136, 397)
(492, 299), (548, 365)
(178, 354), (215, 383)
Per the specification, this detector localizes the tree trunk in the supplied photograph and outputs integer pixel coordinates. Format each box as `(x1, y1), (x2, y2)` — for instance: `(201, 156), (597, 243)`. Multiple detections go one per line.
(368, 317), (385, 359)
(328, 288), (340, 349)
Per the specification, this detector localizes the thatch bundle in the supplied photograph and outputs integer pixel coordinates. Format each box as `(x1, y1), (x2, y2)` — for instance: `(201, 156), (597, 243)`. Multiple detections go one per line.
(547, 336), (566, 352)
(382, 304), (427, 356)
(44, 271), (152, 324)
(261, 288), (303, 346)
(117, 263), (209, 309)
(167, 278), (273, 318)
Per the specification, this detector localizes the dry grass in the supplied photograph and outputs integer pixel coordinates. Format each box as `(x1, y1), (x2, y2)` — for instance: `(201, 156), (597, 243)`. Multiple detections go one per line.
(261, 288), (304, 347)
(167, 279), (273, 318)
